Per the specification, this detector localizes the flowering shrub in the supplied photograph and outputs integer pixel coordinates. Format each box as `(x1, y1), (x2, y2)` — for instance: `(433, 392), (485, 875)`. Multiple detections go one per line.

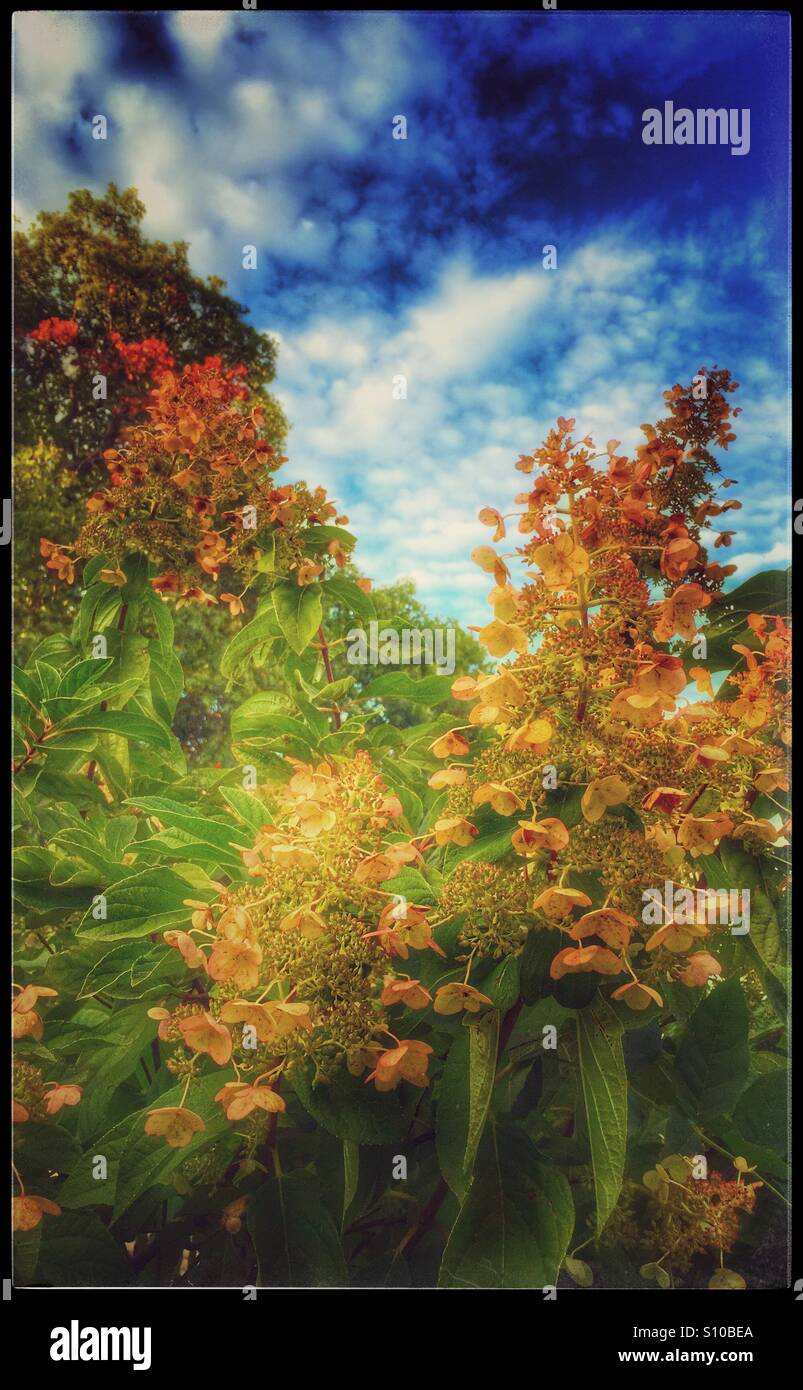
(13, 364), (789, 1289)
(38, 356), (355, 612)
(434, 371), (790, 1005)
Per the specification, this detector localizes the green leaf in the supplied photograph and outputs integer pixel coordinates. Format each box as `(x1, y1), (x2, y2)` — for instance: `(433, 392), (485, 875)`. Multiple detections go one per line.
(120, 552), (151, 602)
(382, 866), (439, 907)
(711, 839), (789, 1021)
(102, 632), (150, 711)
(741, 937), (789, 1023)
(342, 1141), (360, 1229)
(220, 604), (281, 680)
(55, 657), (113, 697)
(708, 1267), (745, 1290)
(75, 586), (122, 649)
(718, 838), (787, 971)
(34, 1211), (133, 1286)
(41, 691), (106, 725)
(564, 1256), (594, 1287)
(520, 929), (558, 1005)
(733, 1070), (788, 1157)
(684, 569), (790, 670)
(288, 683), (332, 737)
(105, 815), (139, 857)
(255, 532), (276, 572)
(13, 663), (46, 715)
(247, 1169), (348, 1287)
(505, 998), (574, 1062)
(362, 670), (454, 705)
(229, 693), (318, 762)
(58, 707), (174, 750)
(14, 1121), (82, 1178)
(640, 1260), (671, 1289)
(149, 649), (183, 725)
(125, 796), (244, 866)
(438, 808), (515, 881)
(674, 977), (749, 1120)
(437, 1010), (499, 1200)
(312, 675), (355, 704)
(317, 723), (367, 754)
(302, 523), (357, 550)
(78, 941), (182, 1000)
(70, 1005), (159, 1139)
(82, 554), (111, 587)
(13, 1228), (41, 1286)
(746, 890), (785, 973)
(380, 775), (424, 834)
(577, 998), (627, 1236)
(229, 690), (292, 741)
(481, 956), (521, 1012)
(716, 568), (789, 616)
(439, 1125), (574, 1288)
(49, 826), (119, 879)
(76, 866), (202, 941)
(291, 1062), (416, 1145)
(324, 575), (376, 621)
(272, 580), (323, 655)
(219, 785), (271, 835)
(144, 587), (175, 653)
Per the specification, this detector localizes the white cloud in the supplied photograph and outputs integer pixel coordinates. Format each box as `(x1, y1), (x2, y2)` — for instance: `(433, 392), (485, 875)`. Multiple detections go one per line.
(726, 540), (790, 578)
(168, 11), (237, 68)
(14, 12), (102, 115)
(265, 227), (789, 620)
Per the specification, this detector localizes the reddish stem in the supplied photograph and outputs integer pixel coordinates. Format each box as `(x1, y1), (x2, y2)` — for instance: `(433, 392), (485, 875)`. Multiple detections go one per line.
(317, 624), (342, 730)
(497, 997), (524, 1059)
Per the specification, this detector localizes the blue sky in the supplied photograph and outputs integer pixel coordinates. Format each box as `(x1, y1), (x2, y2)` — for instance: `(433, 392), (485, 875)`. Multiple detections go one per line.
(14, 9), (791, 625)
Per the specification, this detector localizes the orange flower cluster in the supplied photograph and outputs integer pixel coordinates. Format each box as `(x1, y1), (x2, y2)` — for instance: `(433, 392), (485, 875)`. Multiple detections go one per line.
(28, 316), (79, 346)
(11, 983), (58, 1041)
(427, 370), (790, 1003)
(108, 329), (175, 381)
(40, 358), (346, 607)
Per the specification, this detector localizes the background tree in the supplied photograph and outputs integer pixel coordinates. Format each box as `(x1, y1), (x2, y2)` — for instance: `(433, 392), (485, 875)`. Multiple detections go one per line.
(14, 184), (287, 655)
(14, 185), (485, 743)
(323, 572), (489, 726)
(14, 183), (286, 467)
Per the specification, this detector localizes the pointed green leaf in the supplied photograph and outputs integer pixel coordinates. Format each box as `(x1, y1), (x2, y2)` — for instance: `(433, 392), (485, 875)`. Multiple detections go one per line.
(220, 603), (281, 680)
(437, 1010), (500, 1201)
(577, 998), (627, 1236)
(247, 1170), (348, 1287)
(439, 1126), (573, 1289)
(674, 976), (749, 1119)
(272, 580), (322, 655)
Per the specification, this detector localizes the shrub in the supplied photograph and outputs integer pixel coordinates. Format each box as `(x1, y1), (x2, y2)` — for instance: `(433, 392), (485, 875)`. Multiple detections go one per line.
(13, 363), (789, 1289)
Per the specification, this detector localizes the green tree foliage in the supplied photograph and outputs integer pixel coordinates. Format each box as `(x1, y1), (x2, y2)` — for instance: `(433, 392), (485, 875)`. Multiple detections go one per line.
(175, 569), (489, 763)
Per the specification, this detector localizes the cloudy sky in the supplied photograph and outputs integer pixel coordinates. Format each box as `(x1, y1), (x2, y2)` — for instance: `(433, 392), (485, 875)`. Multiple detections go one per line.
(14, 9), (790, 624)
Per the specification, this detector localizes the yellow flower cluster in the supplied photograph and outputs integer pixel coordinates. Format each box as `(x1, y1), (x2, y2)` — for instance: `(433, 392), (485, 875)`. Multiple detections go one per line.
(144, 754), (456, 1145)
